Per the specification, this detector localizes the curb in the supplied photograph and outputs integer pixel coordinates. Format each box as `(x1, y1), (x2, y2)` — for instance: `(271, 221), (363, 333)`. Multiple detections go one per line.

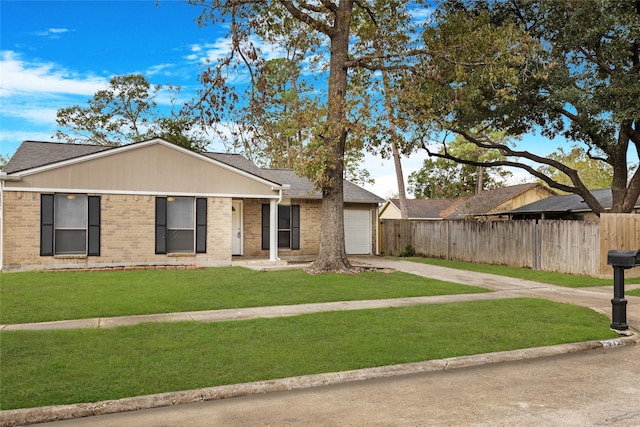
(1, 335), (637, 427)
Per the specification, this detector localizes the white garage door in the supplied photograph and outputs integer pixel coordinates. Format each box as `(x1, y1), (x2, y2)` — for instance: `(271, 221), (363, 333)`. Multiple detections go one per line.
(344, 209), (372, 255)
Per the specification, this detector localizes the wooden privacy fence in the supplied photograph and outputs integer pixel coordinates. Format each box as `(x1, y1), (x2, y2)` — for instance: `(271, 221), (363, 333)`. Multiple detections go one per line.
(380, 214), (640, 277)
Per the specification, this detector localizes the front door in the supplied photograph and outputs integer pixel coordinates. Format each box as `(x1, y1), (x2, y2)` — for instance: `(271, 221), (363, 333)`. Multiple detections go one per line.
(232, 201), (243, 255)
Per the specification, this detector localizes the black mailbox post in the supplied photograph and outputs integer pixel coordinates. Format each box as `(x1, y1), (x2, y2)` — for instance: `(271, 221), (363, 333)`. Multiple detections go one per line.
(607, 250), (640, 331)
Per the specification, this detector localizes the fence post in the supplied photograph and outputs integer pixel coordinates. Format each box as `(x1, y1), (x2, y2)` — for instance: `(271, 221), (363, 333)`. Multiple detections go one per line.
(534, 220), (541, 270)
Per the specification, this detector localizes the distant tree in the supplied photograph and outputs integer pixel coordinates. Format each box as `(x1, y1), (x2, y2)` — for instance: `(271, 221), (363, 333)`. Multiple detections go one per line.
(409, 135), (512, 199)
(151, 85), (210, 151)
(55, 74), (208, 150)
(0, 153), (9, 171)
(237, 58), (320, 170)
(538, 146), (614, 191)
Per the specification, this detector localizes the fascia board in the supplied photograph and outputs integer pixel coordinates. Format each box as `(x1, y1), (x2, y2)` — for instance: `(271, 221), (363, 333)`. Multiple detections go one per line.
(0, 186), (281, 199)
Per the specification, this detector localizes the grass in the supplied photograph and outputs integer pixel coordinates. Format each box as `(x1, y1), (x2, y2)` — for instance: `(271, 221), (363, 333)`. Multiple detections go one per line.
(628, 288), (640, 297)
(0, 298), (618, 410)
(393, 257), (640, 287)
(0, 267), (489, 324)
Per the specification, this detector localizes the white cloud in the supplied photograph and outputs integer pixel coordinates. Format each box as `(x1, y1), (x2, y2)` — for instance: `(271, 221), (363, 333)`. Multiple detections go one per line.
(0, 101), (59, 124)
(33, 28), (72, 39)
(146, 63), (175, 76)
(0, 51), (107, 97)
(189, 33), (287, 65)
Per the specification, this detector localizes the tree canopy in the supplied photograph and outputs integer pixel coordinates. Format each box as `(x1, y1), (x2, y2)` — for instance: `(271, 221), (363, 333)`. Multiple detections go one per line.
(404, 0), (640, 215)
(54, 74), (209, 150)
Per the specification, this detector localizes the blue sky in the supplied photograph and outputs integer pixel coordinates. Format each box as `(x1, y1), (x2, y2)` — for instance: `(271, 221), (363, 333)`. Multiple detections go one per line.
(0, 0), (588, 197)
(1, 1), (216, 151)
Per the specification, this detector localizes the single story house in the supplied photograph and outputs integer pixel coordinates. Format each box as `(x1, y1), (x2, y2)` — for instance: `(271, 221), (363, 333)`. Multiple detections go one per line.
(506, 189), (640, 221)
(379, 183), (555, 221)
(0, 139), (383, 271)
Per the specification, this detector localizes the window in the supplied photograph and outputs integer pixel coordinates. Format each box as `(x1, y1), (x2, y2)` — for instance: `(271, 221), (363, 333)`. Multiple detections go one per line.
(262, 204), (300, 250)
(40, 194), (100, 256)
(168, 197), (194, 252)
(55, 194), (87, 254)
(156, 197), (207, 254)
(278, 205), (291, 248)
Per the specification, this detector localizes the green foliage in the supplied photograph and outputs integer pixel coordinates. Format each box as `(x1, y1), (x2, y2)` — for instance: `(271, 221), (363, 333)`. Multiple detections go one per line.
(54, 74), (208, 150)
(1, 299), (617, 409)
(409, 134), (512, 198)
(399, 244), (416, 257)
(0, 153), (9, 170)
(537, 146), (613, 191)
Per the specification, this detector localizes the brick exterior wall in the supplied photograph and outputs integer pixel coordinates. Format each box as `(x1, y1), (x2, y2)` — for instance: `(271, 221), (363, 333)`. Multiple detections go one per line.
(2, 191), (232, 271)
(242, 198), (322, 259)
(2, 191), (377, 271)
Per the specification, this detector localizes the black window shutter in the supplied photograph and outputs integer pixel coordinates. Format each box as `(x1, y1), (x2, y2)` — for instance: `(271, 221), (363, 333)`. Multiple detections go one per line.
(261, 204), (270, 250)
(291, 205), (300, 250)
(155, 197), (167, 254)
(88, 196), (101, 256)
(196, 198), (207, 253)
(40, 194), (54, 256)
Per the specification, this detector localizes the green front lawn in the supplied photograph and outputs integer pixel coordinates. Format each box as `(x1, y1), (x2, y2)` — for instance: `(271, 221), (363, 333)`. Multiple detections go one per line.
(0, 298), (618, 410)
(0, 268), (488, 324)
(395, 257), (640, 287)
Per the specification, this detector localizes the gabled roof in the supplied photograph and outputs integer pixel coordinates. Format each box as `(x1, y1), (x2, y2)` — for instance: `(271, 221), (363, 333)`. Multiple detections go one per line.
(263, 169), (384, 203)
(385, 198), (457, 219)
(445, 183), (543, 219)
(508, 188), (640, 215)
(3, 141), (111, 174)
(3, 140), (383, 203)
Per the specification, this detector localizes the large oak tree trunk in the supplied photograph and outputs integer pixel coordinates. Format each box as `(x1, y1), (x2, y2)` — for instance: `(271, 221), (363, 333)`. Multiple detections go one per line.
(307, 1), (355, 274)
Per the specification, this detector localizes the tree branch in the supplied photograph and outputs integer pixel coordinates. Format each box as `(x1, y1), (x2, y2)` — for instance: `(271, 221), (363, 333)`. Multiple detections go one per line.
(278, 0), (333, 36)
(429, 129), (607, 215)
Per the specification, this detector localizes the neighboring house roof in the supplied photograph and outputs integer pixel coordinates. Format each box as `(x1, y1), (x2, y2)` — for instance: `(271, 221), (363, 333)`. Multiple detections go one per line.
(382, 198), (457, 220)
(3, 140), (383, 203)
(263, 169), (384, 203)
(508, 189), (640, 215)
(381, 183), (548, 220)
(444, 183), (544, 219)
